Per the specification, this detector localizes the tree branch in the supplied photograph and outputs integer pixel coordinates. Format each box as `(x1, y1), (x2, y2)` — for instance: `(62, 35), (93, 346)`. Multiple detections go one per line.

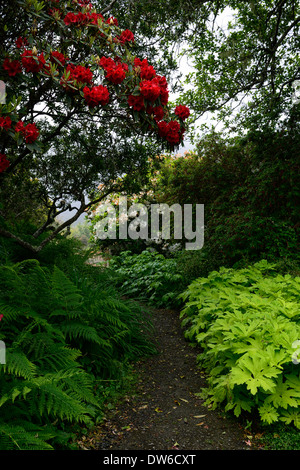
(101, 0), (118, 15)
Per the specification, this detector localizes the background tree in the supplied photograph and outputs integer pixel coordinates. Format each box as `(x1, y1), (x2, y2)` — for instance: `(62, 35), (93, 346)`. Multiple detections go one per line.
(0, 0), (189, 253)
(180, 0), (300, 135)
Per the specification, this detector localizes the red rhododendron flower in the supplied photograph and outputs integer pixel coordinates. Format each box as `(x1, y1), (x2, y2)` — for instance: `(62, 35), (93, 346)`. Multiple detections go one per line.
(71, 64), (93, 84)
(127, 94), (145, 111)
(61, 64), (93, 89)
(99, 56), (116, 71)
(21, 50), (45, 73)
(156, 75), (168, 89)
(160, 88), (169, 106)
(0, 313), (3, 321)
(105, 63), (126, 84)
(83, 85), (110, 107)
(157, 121), (169, 138)
(157, 120), (181, 144)
(165, 120), (181, 144)
(134, 58), (156, 80)
(146, 105), (165, 121)
(117, 29), (134, 44)
(64, 12), (90, 26)
(0, 116), (12, 130)
(15, 121), (39, 143)
(15, 121), (24, 133)
(50, 51), (67, 66)
(15, 37), (28, 49)
(0, 153), (10, 173)
(23, 123), (39, 143)
(3, 58), (22, 76)
(88, 12), (104, 24)
(140, 79), (161, 102)
(106, 16), (118, 25)
(175, 105), (190, 120)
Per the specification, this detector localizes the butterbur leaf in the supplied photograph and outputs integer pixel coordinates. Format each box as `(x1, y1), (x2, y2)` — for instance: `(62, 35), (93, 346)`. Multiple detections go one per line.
(280, 409), (300, 429)
(231, 354), (279, 395)
(259, 403), (280, 424)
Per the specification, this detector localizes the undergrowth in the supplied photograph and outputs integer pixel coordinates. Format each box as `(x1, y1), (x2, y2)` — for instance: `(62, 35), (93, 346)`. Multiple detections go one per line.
(180, 260), (300, 430)
(0, 245), (156, 449)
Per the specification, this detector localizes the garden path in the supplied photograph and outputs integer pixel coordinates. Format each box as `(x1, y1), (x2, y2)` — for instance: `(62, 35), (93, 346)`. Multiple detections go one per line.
(83, 305), (259, 452)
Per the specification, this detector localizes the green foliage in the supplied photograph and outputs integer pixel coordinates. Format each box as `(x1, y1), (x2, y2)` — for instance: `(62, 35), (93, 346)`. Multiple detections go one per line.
(180, 260), (300, 428)
(180, 0), (300, 134)
(150, 131), (299, 280)
(0, 255), (156, 449)
(110, 250), (184, 308)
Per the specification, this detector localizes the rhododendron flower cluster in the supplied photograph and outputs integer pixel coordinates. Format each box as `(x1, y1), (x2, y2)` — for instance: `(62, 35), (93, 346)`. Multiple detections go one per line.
(64, 11), (104, 26)
(15, 121), (39, 144)
(127, 94), (145, 111)
(3, 58), (22, 77)
(157, 120), (183, 145)
(0, 116), (12, 130)
(83, 85), (110, 107)
(99, 57), (128, 85)
(175, 105), (190, 120)
(50, 51), (67, 67)
(21, 49), (46, 73)
(0, 0), (190, 177)
(140, 78), (161, 102)
(146, 105), (165, 122)
(0, 153), (10, 172)
(117, 29), (135, 44)
(134, 58), (156, 80)
(15, 37), (29, 49)
(61, 64), (93, 89)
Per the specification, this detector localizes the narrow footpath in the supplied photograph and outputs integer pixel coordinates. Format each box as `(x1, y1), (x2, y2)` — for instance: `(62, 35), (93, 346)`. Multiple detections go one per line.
(86, 306), (253, 451)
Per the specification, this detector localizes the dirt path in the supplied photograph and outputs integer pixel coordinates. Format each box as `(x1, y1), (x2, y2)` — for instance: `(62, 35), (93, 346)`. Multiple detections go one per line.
(88, 306), (252, 451)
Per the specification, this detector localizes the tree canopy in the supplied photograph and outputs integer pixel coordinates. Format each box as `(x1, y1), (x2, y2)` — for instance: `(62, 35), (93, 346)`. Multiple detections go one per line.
(0, 0), (190, 253)
(180, 0), (300, 134)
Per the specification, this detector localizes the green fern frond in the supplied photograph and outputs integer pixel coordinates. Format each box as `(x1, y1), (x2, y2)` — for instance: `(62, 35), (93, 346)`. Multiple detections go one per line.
(2, 349), (37, 380)
(31, 380), (94, 425)
(0, 421), (55, 450)
(61, 322), (113, 349)
(51, 266), (83, 316)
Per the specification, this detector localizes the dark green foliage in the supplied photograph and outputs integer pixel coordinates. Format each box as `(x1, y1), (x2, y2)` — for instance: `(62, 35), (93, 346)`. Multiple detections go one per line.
(110, 250), (184, 308)
(0, 247), (156, 449)
(152, 131), (299, 281)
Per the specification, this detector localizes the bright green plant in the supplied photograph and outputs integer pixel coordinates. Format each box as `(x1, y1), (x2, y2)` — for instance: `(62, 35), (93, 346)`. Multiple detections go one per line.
(180, 260), (300, 428)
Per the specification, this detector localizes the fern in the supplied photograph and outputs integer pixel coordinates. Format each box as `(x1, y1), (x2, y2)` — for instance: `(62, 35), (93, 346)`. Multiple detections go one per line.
(0, 257), (156, 448)
(0, 422), (55, 450)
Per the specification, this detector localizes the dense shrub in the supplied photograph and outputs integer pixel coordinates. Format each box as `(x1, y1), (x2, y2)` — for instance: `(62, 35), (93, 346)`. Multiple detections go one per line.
(110, 250), (184, 308)
(149, 131), (299, 279)
(180, 260), (300, 428)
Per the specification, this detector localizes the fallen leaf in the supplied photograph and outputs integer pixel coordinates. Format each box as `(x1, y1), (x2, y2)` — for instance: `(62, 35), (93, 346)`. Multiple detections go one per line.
(196, 422), (204, 426)
(194, 415), (206, 418)
(179, 398), (189, 403)
(155, 407), (163, 413)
